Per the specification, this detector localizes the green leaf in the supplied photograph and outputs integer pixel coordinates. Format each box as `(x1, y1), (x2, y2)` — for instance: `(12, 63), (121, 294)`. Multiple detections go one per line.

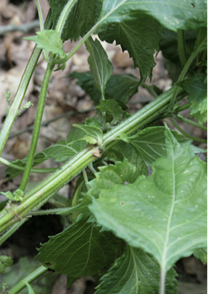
(36, 217), (124, 281)
(96, 246), (178, 294)
(86, 37), (113, 98)
(0, 256), (13, 274)
(6, 127), (87, 178)
(24, 30), (66, 58)
(96, 99), (130, 124)
(70, 72), (139, 105)
(194, 248), (207, 265)
(99, 0), (207, 32)
(119, 126), (203, 166)
(49, 0), (103, 41)
(73, 124), (103, 145)
(89, 126), (207, 275)
(24, 282), (35, 294)
(178, 74), (207, 125)
(98, 13), (162, 80)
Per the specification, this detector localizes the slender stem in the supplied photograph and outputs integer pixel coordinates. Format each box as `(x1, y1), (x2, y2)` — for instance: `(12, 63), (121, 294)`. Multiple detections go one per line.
(55, 0), (78, 36)
(48, 199), (66, 208)
(177, 29), (187, 67)
(173, 103), (191, 114)
(29, 208), (68, 216)
(0, 87), (184, 235)
(7, 266), (48, 294)
(175, 115), (207, 131)
(88, 163), (97, 174)
(19, 62), (55, 192)
(83, 169), (90, 191)
(160, 270), (166, 294)
(140, 82), (158, 98)
(0, 11), (52, 158)
(169, 118), (207, 143)
(169, 37), (207, 111)
(0, 157), (57, 174)
(0, 218), (28, 245)
(35, 0), (48, 61)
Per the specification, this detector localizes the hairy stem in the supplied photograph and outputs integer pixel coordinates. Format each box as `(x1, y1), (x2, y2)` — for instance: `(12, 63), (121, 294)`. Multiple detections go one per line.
(0, 11), (52, 157)
(7, 266), (48, 294)
(140, 82), (158, 98)
(0, 87), (183, 235)
(19, 62), (55, 192)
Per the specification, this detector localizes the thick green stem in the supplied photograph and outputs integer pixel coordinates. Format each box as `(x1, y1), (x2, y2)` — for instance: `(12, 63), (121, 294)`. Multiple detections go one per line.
(19, 62), (55, 192)
(0, 11), (52, 157)
(0, 157), (56, 174)
(175, 115), (207, 131)
(169, 37), (207, 111)
(169, 118), (207, 143)
(7, 266), (47, 294)
(177, 29), (187, 67)
(0, 87), (183, 235)
(0, 218), (28, 245)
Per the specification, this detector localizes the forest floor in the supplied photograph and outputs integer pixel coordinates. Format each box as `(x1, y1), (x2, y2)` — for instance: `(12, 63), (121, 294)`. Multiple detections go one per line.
(0, 1), (207, 293)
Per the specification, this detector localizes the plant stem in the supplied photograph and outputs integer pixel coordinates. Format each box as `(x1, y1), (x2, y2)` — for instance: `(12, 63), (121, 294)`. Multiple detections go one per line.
(175, 115), (207, 131)
(0, 87), (184, 235)
(177, 29), (187, 67)
(160, 270), (166, 294)
(35, 0), (48, 61)
(0, 157), (57, 174)
(169, 118), (207, 143)
(82, 169), (90, 191)
(29, 208), (68, 216)
(0, 218), (28, 245)
(88, 163), (96, 174)
(169, 36), (207, 111)
(55, 0), (78, 36)
(7, 266), (48, 294)
(0, 11), (52, 158)
(19, 62), (55, 192)
(140, 82), (158, 98)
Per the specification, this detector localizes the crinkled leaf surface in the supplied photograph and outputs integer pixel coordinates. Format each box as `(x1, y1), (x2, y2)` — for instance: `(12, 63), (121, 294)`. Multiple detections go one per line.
(179, 74), (207, 125)
(194, 247), (207, 265)
(24, 30), (66, 57)
(89, 127), (207, 274)
(98, 13), (162, 80)
(6, 127), (86, 178)
(96, 246), (178, 294)
(36, 217), (123, 280)
(73, 124), (103, 145)
(96, 99), (130, 124)
(49, 0), (103, 41)
(86, 37), (113, 97)
(70, 72), (139, 105)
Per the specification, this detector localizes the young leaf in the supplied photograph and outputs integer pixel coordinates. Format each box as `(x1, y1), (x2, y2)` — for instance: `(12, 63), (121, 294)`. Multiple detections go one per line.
(6, 127), (87, 179)
(70, 72), (139, 105)
(0, 256), (13, 274)
(36, 217), (124, 281)
(178, 74), (207, 125)
(96, 99), (130, 124)
(96, 246), (178, 294)
(85, 37), (113, 98)
(89, 126), (207, 275)
(73, 124), (103, 145)
(49, 0), (103, 41)
(24, 30), (66, 58)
